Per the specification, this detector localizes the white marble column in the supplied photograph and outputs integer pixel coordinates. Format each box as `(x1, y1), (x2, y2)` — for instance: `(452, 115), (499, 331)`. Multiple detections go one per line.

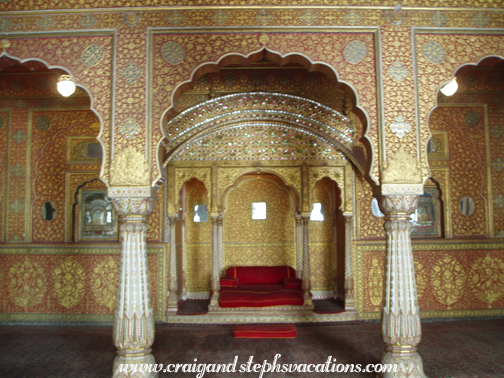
(301, 214), (313, 308)
(295, 213), (303, 279)
(379, 195), (427, 378)
(166, 214), (178, 313)
(109, 192), (157, 378)
(209, 214), (221, 308)
(344, 214), (355, 310)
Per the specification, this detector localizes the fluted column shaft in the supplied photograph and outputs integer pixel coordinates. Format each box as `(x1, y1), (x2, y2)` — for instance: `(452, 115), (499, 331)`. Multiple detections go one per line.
(301, 215), (313, 307)
(379, 195), (427, 378)
(344, 215), (355, 310)
(180, 215), (187, 300)
(166, 215), (178, 313)
(110, 194), (157, 378)
(295, 213), (303, 279)
(209, 214), (221, 307)
(332, 216), (338, 299)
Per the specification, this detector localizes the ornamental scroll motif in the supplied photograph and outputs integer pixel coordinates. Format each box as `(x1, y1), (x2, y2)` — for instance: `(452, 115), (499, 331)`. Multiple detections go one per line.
(217, 167), (301, 200)
(110, 146), (150, 186)
(175, 168), (212, 196)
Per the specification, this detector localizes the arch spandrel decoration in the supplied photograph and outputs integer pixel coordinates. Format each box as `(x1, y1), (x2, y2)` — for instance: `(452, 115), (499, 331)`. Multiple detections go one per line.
(309, 166), (347, 212)
(217, 167), (301, 209)
(414, 31), (504, 183)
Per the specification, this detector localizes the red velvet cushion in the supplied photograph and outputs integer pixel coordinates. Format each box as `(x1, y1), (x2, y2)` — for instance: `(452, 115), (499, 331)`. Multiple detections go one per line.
(226, 266), (296, 285)
(283, 277), (302, 289)
(220, 289), (303, 308)
(220, 277), (239, 287)
(233, 324), (297, 338)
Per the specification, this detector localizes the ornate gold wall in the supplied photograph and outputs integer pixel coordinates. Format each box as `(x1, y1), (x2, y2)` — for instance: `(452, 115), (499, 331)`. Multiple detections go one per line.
(0, 245), (166, 323)
(224, 175), (295, 268)
(2, 0), (504, 323)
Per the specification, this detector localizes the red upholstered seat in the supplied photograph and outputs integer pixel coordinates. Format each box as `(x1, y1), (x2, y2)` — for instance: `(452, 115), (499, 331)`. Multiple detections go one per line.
(233, 324), (297, 338)
(226, 266), (296, 285)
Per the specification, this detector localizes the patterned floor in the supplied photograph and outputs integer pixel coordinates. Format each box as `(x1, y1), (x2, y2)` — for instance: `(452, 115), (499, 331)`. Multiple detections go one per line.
(0, 318), (503, 377)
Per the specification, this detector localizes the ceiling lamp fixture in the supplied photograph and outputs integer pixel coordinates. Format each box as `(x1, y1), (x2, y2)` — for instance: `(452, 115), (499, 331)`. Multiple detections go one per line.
(57, 75), (76, 97)
(440, 78), (458, 96)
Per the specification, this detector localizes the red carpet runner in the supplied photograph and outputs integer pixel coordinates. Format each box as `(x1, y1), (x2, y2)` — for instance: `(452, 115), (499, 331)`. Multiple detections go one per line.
(233, 324), (297, 338)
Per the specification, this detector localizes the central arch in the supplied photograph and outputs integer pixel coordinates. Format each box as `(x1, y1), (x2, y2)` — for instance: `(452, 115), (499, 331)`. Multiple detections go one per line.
(162, 92), (367, 174)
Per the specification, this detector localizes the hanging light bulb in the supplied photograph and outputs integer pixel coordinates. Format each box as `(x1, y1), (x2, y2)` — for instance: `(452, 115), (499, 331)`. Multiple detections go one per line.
(440, 77), (458, 96)
(57, 75), (76, 97)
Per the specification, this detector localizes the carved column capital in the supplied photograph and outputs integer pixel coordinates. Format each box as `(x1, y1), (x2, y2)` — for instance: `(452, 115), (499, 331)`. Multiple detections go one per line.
(109, 187), (157, 222)
(379, 194), (419, 221)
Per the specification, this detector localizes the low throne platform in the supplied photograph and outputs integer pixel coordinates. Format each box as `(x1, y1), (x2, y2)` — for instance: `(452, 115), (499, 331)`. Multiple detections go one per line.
(208, 265), (314, 315)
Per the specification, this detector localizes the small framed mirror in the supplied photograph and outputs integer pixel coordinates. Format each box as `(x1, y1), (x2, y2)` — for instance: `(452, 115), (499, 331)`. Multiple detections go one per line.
(460, 196), (475, 216)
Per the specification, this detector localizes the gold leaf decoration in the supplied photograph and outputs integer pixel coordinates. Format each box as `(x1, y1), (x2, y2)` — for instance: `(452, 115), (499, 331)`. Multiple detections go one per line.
(91, 256), (119, 311)
(381, 147), (422, 184)
(53, 257), (86, 309)
(110, 146), (150, 186)
(431, 256), (465, 309)
(414, 257), (427, 300)
(369, 256), (383, 307)
(8, 258), (46, 310)
(471, 253), (504, 308)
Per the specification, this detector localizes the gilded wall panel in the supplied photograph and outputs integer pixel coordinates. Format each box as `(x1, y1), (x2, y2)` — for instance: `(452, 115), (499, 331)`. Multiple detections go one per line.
(4, 102), (30, 242)
(382, 24), (418, 167)
(185, 181), (212, 291)
(2, 1), (504, 12)
(309, 182), (334, 291)
(224, 178), (294, 244)
(415, 32), (504, 180)
(154, 30), (378, 183)
(0, 245), (166, 323)
(428, 105), (488, 238)
(357, 242), (504, 319)
(225, 245), (294, 269)
(356, 173), (385, 240)
(30, 109), (99, 242)
(0, 110), (9, 243)
(4, 34), (113, 184)
(186, 245), (212, 292)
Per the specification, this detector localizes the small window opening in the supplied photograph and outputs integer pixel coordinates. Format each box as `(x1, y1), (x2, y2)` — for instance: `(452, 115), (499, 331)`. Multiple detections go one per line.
(252, 202), (267, 220)
(194, 204), (208, 222)
(310, 203), (324, 221)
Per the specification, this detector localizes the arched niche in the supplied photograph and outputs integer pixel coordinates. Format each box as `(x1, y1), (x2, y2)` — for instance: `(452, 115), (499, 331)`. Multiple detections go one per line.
(222, 173), (296, 269)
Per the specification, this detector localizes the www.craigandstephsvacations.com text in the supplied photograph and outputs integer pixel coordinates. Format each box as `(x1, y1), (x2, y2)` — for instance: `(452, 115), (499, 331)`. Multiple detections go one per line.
(118, 354), (398, 376)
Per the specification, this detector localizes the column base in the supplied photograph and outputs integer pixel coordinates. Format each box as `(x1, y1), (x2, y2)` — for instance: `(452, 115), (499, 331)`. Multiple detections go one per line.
(113, 352), (158, 378)
(378, 351), (428, 378)
(344, 296), (356, 311)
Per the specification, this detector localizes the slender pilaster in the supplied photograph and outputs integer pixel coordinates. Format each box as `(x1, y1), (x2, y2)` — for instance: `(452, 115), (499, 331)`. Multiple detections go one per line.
(301, 214), (313, 307)
(218, 211), (225, 276)
(180, 214), (187, 301)
(166, 214), (178, 313)
(379, 195), (427, 378)
(109, 192), (157, 378)
(332, 215), (338, 300)
(295, 213), (303, 279)
(344, 214), (355, 310)
(209, 214), (221, 308)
